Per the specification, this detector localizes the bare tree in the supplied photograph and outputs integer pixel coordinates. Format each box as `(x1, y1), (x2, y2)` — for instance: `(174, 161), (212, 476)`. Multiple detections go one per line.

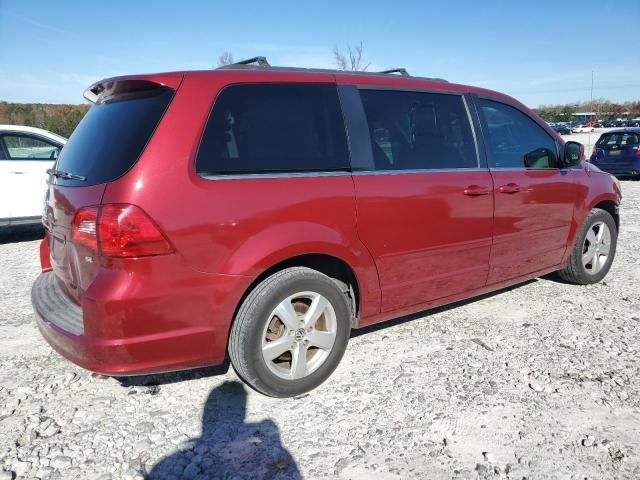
(332, 42), (369, 71)
(217, 52), (234, 67)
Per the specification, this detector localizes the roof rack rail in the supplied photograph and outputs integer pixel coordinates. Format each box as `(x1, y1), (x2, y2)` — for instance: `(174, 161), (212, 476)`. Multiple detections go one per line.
(379, 68), (410, 77)
(233, 56), (270, 67)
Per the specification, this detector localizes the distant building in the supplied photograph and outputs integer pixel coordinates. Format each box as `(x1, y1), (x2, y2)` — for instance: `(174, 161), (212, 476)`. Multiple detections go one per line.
(572, 112), (596, 122)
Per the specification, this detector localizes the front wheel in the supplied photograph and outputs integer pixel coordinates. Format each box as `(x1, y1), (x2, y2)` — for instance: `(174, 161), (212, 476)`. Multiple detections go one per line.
(228, 267), (352, 397)
(558, 208), (617, 284)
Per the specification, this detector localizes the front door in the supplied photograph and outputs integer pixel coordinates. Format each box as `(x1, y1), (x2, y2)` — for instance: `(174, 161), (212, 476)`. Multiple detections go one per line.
(475, 98), (577, 284)
(0, 133), (60, 223)
(349, 88), (494, 313)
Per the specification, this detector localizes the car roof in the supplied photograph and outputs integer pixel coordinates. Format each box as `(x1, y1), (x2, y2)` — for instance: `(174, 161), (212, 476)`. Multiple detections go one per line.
(602, 128), (640, 134)
(92, 66), (520, 107)
(188, 66), (515, 101)
(0, 125), (67, 144)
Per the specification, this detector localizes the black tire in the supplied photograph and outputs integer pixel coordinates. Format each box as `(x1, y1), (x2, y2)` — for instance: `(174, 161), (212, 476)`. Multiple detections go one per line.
(228, 267), (352, 397)
(558, 208), (617, 284)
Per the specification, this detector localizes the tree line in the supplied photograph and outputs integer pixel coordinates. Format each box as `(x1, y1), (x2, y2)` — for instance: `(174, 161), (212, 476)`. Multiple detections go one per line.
(0, 101), (89, 138)
(533, 100), (640, 123)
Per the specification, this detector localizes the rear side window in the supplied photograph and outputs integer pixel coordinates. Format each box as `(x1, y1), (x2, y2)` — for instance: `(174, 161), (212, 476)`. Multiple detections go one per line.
(358, 89), (477, 171)
(53, 83), (174, 186)
(597, 132), (639, 148)
(196, 84), (350, 175)
(478, 99), (558, 169)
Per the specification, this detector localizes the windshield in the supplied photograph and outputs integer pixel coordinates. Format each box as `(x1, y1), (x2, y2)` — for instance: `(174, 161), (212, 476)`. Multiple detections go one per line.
(52, 83), (174, 186)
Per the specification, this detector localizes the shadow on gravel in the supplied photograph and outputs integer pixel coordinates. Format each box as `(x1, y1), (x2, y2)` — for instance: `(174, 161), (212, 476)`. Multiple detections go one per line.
(115, 360), (231, 388)
(0, 224), (44, 244)
(352, 278), (538, 338)
(145, 381), (300, 480)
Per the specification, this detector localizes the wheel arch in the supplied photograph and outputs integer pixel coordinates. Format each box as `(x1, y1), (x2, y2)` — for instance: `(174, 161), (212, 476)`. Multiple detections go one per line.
(592, 199), (619, 231)
(235, 253), (364, 329)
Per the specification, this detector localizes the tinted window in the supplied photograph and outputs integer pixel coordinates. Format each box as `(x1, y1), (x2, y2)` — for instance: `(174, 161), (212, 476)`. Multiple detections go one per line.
(359, 90), (477, 170)
(596, 132), (639, 148)
(3, 134), (60, 160)
(196, 84), (349, 175)
(53, 84), (173, 186)
(478, 100), (558, 169)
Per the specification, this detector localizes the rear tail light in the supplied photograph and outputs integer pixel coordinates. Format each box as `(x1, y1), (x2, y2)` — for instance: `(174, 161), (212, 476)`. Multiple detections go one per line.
(72, 204), (173, 257)
(590, 149), (597, 160)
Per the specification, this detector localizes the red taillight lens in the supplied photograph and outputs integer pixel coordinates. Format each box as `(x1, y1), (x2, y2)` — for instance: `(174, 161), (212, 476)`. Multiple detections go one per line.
(72, 206), (99, 252)
(99, 204), (173, 257)
(72, 204), (173, 258)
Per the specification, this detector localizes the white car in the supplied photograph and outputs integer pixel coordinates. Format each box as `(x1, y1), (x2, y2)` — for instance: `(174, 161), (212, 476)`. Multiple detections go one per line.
(572, 125), (595, 133)
(0, 125), (67, 226)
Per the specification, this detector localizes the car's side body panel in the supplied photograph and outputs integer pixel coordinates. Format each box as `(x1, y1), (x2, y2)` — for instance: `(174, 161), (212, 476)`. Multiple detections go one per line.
(485, 168), (577, 283)
(352, 170), (494, 313)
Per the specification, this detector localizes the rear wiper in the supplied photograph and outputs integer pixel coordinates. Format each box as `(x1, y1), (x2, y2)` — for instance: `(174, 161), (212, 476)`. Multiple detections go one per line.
(46, 168), (87, 181)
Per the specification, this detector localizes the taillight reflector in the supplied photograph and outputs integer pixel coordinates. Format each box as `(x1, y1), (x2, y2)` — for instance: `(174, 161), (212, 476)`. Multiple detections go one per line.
(72, 207), (99, 252)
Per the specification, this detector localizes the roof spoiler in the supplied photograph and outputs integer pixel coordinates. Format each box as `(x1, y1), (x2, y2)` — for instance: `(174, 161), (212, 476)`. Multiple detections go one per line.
(83, 73), (183, 104)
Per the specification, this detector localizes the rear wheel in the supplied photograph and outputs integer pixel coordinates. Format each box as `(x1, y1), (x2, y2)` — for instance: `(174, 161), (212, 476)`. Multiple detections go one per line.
(228, 267), (351, 397)
(558, 208), (617, 284)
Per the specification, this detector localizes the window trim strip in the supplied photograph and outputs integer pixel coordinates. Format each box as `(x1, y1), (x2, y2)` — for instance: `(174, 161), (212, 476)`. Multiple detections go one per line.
(199, 170), (353, 181)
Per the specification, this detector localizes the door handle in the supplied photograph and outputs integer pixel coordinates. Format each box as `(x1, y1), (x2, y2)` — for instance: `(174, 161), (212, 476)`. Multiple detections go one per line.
(9, 171), (27, 174)
(463, 185), (490, 196)
(498, 183), (522, 194)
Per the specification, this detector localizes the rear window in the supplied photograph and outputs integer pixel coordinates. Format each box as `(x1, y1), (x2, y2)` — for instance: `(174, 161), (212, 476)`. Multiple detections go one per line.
(53, 82), (174, 186)
(597, 132), (639, 148)
(196, 84), (350, 176)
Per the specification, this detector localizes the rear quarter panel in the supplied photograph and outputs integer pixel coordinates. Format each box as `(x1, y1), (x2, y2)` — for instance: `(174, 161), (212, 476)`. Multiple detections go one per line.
(101, 71), (381, 318)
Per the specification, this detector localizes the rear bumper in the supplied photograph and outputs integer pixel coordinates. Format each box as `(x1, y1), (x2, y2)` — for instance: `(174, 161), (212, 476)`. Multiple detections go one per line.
(592, 159), (640, 176)
(32, 267), (253, 376)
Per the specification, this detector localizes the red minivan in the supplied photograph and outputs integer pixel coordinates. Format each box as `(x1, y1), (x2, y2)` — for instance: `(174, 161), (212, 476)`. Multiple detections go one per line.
(32, 58), (622, 397)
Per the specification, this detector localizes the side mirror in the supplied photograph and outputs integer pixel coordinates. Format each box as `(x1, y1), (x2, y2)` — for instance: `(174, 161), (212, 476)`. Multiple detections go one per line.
(563, 141), (584, 167)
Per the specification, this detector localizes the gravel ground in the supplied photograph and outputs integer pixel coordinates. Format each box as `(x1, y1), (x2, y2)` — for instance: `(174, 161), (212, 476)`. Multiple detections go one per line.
(1, 181), (639, 480)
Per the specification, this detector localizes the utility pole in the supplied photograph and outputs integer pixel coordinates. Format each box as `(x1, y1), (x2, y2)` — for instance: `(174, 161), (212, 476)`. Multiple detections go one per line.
(590, 70), (594, 121)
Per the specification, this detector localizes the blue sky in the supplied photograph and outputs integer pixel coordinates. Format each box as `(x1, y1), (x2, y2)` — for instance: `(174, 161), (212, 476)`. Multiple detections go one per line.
(1, 0), (638, 107)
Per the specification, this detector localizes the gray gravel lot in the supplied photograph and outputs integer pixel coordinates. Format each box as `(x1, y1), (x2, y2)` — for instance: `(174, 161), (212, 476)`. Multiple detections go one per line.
(1, 181), (639, 480)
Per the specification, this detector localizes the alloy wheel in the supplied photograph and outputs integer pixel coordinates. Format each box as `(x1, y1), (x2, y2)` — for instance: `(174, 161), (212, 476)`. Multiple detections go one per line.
(261, 291), (337, 380)
(582, 221), (611, 275)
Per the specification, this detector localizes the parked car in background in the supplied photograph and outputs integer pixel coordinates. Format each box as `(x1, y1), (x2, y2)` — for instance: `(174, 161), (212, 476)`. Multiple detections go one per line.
(590, 128), (640, 177)
(0, 125), (66, 226)
(573, 124), (595, 133)
(552, 124), (571, 135)
(32, 61), (622, 397)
